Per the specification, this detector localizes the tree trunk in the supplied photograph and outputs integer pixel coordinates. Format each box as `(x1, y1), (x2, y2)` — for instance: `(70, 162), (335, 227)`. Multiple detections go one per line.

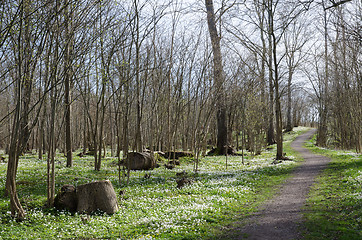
(64, 5), (73, 167)
(5, 0), (31, 220)
(267, 11), (275, 145)
(205, 0), (228, 155)
(6, 106), (26, 220)
(47, 24), (59, 207)
(134, 0), (143, 152)
(5, 59), (25, 220)
(38, 113), (44, 160)
(19, 0), (32, 155)
(317, 5), (329, 147)
(96, 64), (106, 170)
(64, 40), (73, 167)
(269, 0), (283, 159)
(285, 68), (293, 132)
(259, 7), (268, 147)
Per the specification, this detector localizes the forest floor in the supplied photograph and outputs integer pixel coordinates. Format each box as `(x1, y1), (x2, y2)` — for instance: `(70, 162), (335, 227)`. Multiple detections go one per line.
(0, 128), (360, 239)
(229, 129), (331, 239)
(0, 127), (311, 239)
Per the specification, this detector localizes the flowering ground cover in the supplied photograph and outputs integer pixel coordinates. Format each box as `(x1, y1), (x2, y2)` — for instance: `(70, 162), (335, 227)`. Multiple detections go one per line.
(0, 127), (310, 239)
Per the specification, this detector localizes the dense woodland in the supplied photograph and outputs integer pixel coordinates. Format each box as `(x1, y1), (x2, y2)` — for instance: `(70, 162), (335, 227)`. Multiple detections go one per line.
(0, 0), (361, 221)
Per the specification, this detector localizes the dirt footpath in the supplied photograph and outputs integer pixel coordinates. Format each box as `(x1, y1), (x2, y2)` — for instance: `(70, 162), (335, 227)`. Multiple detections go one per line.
(236, 129), (330, 240)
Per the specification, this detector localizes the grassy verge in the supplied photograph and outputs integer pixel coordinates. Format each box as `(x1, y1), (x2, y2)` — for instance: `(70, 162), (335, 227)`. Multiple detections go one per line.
(302, 136), (362, 240)
(0, 127), (310, 240)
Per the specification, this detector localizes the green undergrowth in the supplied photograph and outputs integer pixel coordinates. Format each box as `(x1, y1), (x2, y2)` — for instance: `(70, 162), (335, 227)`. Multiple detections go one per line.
(302, 136), (362, 240)
(0, 127), (310, 240)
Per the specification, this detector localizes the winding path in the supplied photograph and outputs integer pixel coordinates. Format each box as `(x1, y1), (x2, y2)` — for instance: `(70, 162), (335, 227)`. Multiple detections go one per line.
(237, 129), (330, 240)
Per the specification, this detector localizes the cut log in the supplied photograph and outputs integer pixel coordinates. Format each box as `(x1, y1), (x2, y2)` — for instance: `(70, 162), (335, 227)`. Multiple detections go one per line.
(124, 152), (156, 170)
(54, 184), (77, 212)
(76, 180), (119, 214)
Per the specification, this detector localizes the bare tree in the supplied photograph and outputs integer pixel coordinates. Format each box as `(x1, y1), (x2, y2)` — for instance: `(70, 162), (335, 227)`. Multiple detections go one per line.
(316, 0), (330, 147)
(205, 0), (228, 155)
(4, 0), (54, 219)
(283, 20), (310, 132)
(64, 0), (73, 167)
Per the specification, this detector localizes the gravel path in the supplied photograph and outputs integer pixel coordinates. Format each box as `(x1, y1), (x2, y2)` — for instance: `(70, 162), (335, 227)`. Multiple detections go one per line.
(236, 129), (330, 240)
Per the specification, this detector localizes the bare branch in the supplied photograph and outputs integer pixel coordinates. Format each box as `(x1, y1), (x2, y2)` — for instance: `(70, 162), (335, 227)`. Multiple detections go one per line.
(325, 0), (353, 10)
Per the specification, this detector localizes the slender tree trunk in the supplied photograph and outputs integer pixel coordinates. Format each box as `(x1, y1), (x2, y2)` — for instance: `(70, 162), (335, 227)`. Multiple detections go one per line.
(6, 78), (26, 220)
(47, 85), (57, 207)
(134, 0), (142, 152)
(19, 0), (32, 154)
(267, 3), (275, 145)
(286, 68), (293, 132)
(38, 97), (45, 160)
(124, 85), (130, 184)
(269, 0), (283, 159)
(97, 79), (106, 171)
(317, 4), (329, 147)
(82, 105), (87, 154)
(5, 0), (31, 220)
(64, 2), (73, 167)
(205, 0), (228, 155)
(46, 4), (61, 206)
(123, 46), (132, 184)
(109, 103), (114, 157)
(260, 28), (268, 145)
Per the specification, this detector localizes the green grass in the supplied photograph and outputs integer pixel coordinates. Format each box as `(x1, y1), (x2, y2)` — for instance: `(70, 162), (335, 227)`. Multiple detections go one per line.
(302, 136), (362, 240)
(0, 127), (310, 240)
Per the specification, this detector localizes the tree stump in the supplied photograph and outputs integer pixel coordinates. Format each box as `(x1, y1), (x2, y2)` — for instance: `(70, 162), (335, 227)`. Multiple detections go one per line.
(176, 177), (192, 189)
(54, 184), (77, 212)
(76, 180), (119, 214)
(124, 152), (156, 170)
